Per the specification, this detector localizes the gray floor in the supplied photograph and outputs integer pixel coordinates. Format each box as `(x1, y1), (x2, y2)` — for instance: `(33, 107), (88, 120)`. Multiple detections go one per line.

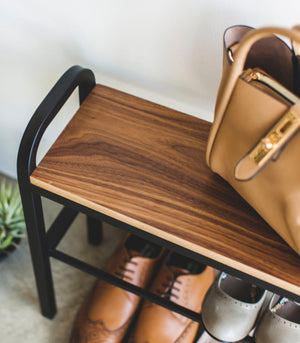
(0, 176), (218, 343)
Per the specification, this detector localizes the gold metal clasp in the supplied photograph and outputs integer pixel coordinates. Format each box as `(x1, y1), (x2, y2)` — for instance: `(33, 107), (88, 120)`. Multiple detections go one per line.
(250, 111), (300, 165)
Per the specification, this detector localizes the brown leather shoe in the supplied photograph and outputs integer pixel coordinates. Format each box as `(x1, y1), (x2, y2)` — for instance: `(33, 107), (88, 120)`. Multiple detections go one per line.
(70, 234), (165, 343)
(129, 252), (215, 343)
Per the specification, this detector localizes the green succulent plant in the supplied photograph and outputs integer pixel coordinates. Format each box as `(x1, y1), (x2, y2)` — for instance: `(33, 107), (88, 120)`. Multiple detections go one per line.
(0, 180), (25, 254)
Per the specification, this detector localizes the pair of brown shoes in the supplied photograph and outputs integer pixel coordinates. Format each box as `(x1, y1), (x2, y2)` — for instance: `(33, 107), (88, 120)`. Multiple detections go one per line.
(70, 234), (215, 343)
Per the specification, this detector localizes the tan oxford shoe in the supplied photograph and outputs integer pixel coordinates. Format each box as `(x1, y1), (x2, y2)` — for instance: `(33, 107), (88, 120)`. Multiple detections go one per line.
(129, 252), (215, 343)
(70, 234), (165, 343)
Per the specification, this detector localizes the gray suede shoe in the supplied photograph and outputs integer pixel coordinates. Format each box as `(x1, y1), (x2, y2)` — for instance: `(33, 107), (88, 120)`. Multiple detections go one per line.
(201, 273), (269, 342)
(255, 294), (300, 343)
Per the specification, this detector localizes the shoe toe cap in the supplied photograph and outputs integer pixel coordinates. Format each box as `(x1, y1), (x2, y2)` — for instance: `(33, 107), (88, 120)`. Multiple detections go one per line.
(201, 284), (263, 342)
(131, 302), (198, 343)
(255, 311), (300, 343)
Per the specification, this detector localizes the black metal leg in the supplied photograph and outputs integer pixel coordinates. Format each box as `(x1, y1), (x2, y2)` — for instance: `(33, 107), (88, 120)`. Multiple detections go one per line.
(16, 66), (96, 319)
(87, 216), (103, 245)
(23, 192), (56, 318)
(193, 321), (206, 342)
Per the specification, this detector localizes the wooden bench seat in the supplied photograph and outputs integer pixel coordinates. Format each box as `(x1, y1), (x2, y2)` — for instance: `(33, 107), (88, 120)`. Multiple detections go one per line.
(30, 84), (300, 297)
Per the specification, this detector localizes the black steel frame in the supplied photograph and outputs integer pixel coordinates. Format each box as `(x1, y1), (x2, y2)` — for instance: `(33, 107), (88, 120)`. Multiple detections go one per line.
(17, 65), (299, 343)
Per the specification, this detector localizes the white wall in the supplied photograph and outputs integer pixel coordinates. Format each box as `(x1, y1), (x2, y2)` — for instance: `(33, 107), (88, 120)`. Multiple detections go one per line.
(1, 0), (300, 178)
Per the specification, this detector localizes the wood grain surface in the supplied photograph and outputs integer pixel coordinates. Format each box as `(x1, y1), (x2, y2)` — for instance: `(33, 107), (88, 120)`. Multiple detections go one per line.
(30, 84), (300, 295)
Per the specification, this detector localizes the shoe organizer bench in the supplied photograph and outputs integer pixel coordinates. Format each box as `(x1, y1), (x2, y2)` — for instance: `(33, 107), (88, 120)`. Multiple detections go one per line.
(17, 66), (300, 341)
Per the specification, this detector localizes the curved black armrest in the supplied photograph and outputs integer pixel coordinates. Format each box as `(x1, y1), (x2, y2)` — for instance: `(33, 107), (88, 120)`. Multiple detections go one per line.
(17, 65), (95, 183)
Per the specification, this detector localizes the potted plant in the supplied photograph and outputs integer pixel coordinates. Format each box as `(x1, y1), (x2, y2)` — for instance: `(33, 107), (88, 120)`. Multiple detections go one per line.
(0, 180), (25, 261)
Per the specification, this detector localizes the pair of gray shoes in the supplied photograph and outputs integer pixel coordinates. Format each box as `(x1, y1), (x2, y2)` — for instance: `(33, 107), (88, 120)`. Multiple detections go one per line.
(202, 272), (300, 342)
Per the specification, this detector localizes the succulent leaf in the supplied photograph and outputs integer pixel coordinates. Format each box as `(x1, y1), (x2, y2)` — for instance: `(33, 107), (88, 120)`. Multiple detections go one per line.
(0, 235), (13, 249)
(0, 180), (25, 253)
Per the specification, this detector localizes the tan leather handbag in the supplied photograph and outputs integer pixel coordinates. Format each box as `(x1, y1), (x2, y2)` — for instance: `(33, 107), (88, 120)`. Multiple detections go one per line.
(206, 25), (300, 255)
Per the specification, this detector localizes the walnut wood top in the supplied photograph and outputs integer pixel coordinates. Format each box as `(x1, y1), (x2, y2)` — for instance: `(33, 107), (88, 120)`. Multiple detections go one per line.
(31, 84), (300, 296)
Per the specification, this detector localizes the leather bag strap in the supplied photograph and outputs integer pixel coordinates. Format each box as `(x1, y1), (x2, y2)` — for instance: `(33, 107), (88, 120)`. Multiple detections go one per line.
(231, 27), (300, 78)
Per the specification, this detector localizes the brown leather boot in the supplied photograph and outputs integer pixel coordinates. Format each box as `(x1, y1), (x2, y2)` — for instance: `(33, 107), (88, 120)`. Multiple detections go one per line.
(129, 252), (215, 343)
(70, 234), (165, 343)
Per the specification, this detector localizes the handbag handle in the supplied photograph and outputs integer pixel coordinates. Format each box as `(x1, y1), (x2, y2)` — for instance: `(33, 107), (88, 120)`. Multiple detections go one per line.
(232, 27), (300, 77)
(206, 26), (300, 167)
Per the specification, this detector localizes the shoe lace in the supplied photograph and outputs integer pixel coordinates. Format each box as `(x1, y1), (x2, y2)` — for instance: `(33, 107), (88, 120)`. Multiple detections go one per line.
(157, 275), (182, 301)
(114, 259), (138, 282)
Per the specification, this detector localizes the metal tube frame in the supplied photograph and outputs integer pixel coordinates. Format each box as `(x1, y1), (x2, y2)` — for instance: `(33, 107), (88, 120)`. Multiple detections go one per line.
(17, 66), (299, 343)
